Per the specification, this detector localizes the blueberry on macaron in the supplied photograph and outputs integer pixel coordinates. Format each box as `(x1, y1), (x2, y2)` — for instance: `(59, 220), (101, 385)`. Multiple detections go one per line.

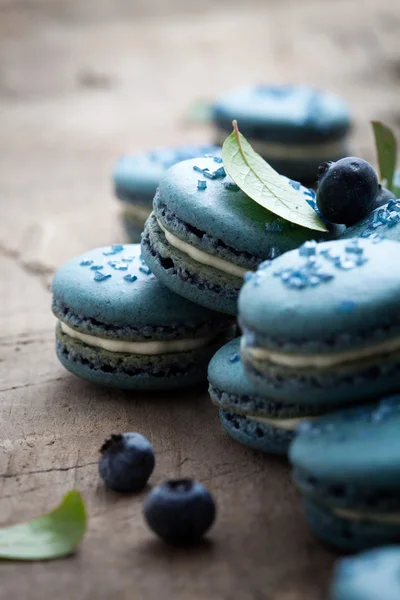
(99, 432), (155, 492)
(143, 479), (216, 544)
(316, 157), (379, 225)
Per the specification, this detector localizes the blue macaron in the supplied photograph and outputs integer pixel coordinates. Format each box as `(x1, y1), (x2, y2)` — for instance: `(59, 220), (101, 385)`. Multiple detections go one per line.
(239, 237), (400, 408)
(290, 396), (400, 552)
(208, 338), (329, 455)
(113, 144), (220, 241)
(330, 546), (400, 600)
(52, 244), (233, 390)
(141, 155), (344, 315)
(212, 84), (351, 182)
(341, 198), (400, 243)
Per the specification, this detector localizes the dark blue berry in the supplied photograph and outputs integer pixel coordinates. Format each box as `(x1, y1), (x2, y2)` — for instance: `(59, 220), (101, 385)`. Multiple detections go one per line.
(99, 433), (155, 492)
(373, 184), (397, 209)
(316, 157), (378, 225)
(143, 479), (216, 544)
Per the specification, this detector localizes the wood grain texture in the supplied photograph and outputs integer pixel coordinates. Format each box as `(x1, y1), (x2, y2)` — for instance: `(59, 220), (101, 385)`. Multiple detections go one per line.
(0, 0), (399, 598)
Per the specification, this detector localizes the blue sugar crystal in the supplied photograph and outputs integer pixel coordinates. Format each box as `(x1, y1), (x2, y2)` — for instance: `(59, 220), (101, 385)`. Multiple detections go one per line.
(108, 260), (128, 271)
(123, 274), (138, 283)
(197, 179), (207, 191)
(223, 181), (240, 191)
(337, 300), (357, 313)
(369, 232), (385, 243)
(103, 244), (124, 256)
(80, 259), (93, 267)
(244, 271), (254, 282)
(229, 353), (240, 363)
(275, 258), (334, 289)
(122, 256), (134, 263)
(203, 169), (217, 180)
(213, 166), (226, 179)
(387, 200), (400, 212)
(90, 264), (103, 270)
(139, 265), (152, 275)
(203, 154), (213, 158)
(303, 188), (316, 199)
(265, 220), (284, 233)
(94, 271), (111, 282)
(288, 179), (301, 191)
(345, 240), (363, 255)
(360, 229), (373, 238)
(299, 240), (317, 257)
(193, 166), (216, 180)
(213, 156), (223, 163)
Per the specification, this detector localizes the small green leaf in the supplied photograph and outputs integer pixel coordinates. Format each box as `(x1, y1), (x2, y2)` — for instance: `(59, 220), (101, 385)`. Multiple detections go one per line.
(0, 490), (87, 561)
(222, 121), (327, 232)
(372, 121), (397, 191)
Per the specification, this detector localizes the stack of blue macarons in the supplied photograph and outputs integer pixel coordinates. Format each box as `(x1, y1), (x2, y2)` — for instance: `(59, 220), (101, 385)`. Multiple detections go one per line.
(50, 81), (400, 592)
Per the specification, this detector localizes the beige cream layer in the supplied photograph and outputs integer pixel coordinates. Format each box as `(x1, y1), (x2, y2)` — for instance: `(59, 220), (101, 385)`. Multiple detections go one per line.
(60, 321), (216, 355)
(242, 336), (400, 370)
(215, 129), (346, 160)
(157, 218), (247, 278)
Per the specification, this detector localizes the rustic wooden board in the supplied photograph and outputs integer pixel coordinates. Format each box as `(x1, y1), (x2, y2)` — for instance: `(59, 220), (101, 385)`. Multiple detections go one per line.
(1, 1), (399, 598)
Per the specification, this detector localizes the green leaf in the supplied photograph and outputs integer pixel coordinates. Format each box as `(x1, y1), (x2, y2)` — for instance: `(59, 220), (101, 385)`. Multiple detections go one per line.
(0, 490), (87, 561)
(372, 121), (397, 191)
(222, 121), (327, 232)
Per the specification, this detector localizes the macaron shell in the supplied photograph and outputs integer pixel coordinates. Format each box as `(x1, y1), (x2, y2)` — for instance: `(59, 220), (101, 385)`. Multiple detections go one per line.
(239, 238), (400, 350)
(331, 547), (400, 600)
(242, 346), (400, 407)
(56, 323), (230, 390)
(341, 200), (400, 242)
(113, 144), (221, 203)
(212, 85), (350, 143)
(219, 409), (293, 455)
(289, 397), (400, 488)
(303, 498), (400, 553)
(52, 244), (225, 329)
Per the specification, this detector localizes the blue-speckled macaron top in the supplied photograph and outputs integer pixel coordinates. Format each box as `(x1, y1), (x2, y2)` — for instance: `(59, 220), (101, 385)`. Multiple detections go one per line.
(52, 244), (225, 330)
(239, 238), (400, 351)
(155, 156), (343, 259)
(212, 85), (350, 143)
(114, 144), (221, 203)
(341, 199), (400, 242)
(331, 547), (400, 600)
(290, 396), (400, 488)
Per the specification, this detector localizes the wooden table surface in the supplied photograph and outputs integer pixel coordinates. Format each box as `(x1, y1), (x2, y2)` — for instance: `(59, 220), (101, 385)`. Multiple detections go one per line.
(1, 1), (400, 598)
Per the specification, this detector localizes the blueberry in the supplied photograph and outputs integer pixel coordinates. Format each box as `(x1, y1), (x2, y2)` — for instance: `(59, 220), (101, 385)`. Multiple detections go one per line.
(373, 184), (397, 209)
(143, 479), (216, 544)
(99, 432), (155, 492)
(316, 157), (378, 225)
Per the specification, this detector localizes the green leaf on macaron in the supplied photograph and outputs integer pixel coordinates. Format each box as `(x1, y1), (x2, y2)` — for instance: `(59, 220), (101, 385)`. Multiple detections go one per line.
(222, 121), (327, 232)
(372, 121), (397, 192)
(0, 490), (87, 561)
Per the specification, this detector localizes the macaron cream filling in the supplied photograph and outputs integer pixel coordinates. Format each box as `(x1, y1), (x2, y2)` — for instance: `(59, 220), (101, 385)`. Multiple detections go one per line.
(332, 506), (400, 525)
(156, 218), (247, 278)
(60, 321), (221, 356)
(242, 334), (400, 369)
(215, 130), (346, 161)
(246, 413), (315, 431)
